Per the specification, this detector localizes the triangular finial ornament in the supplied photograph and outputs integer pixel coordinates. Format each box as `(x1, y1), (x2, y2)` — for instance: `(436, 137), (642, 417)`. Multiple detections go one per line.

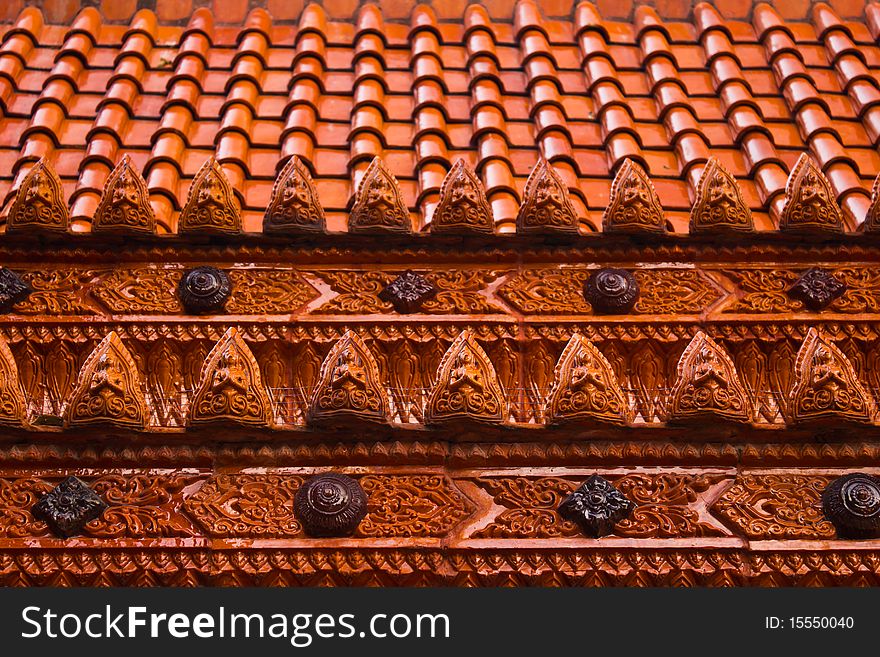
(668, 331), (753, 423)
(602, 158), (666, 233)
(863, 172), (880, 231)
(689, 157), (754, 234)
(308, 330), (389, 425)
(64, 331), (148, 430)
(789, 328), (873, 424)
(425, 330), (505, 425)
(187, 327), (273, 427)
(779, 154), (844, 233)
(178, 158), (241, 234)
(263, 156), (325, 233)
(348, 157), (411, 233)
(0, 335), (28, 427)
(92, 155), (156, 234)
(516, 158), (579, 233)
(430, 159), (495, 234)
(544, 334), (629, 426)
(7, 158), (69, 233)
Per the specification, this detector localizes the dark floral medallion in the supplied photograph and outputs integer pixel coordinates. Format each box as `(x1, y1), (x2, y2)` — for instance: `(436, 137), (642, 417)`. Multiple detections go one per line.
(294, 473), (368, 537)
(822, 473), (880, 539)
(179, 266), (232, 313)
(558, 474), (635, 538)
(32, 476), (108, 538)
(0, 268), (32, 312)
(787, 268), (846, 311)
(378, 271), (437, 313)
(583, 269), (639, 314)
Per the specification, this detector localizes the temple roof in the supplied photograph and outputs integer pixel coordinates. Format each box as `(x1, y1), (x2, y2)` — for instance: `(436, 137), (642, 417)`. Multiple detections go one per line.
(1, 0), (880, 235)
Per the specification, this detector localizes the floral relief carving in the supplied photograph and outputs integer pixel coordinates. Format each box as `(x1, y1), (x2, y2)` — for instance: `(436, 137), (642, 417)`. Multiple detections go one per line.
(311, 270), (504, 315)
(426, 330), (505, 425)
(602, 158), (666, 234)
(431, 159), (494, 234)
(184, 474), (471, 539)
(689, 157), (753, 234)
(93, 268), (182, 314)
(187, 327), (273, 427)
(178, 158), (241, 234)
(713, 474), (835, 539)
(348, 157), (411, 233)
(263, 156), (325, 233)
(0, 336), (28, 427)
(225, 270), (317, 314)
(14, 270), (100, 315)
(92, 155), (156, 234)
(779, 154), (844, 233)
(472, 473), (727, 539)
(498, 268), (721, 315)
(64, 331), (147, 430)
(789, 329), (874, 423)
(668, 332), (753, 423)
(516, 158), (579, 233)
(544, 334), (630, 426)
(308, 330), (389, 425)
(7, 158), (69, 233)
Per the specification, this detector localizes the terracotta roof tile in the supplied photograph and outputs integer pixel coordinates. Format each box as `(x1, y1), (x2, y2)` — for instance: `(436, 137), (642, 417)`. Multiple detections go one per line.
(1, 0), (880, 235)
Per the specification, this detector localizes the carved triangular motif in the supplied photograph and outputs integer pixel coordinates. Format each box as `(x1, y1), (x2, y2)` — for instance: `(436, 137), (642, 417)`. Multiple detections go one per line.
(668, 331), (753, 423)
(425, 330), (505, 425)
(602, 158), (666, 234)
(779, 154), (844, 233)
(187, 327), (273, 427)
(516, 158), (579, 233)
(308, 330), (389, 425)
(689, 157), (753, 234)
(178, 158), (241, 234)
(431, 159), (494, 234)
(64, 331), (147, 429)
(263, 156), (325, 233)
(0, 335), (28, 427)
(790, 328), (873, 423)
(348, 157), (411, 233)
(864, 172), (880, 232)
(544, 334), (629, 425)
(7, 158), (69, 233)
(93, 155), (156, 234)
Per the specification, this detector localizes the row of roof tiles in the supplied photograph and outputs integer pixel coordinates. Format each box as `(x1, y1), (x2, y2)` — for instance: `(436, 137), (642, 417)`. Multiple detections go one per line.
(1, 2), (880, 233)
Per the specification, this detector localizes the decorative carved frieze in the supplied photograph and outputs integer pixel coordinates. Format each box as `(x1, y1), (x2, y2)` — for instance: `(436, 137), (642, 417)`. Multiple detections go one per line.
(602, 159), (666, 234)
(779, 154), (844, 234)
(348, 157), (411, 233)
(0, 335), (28, 427)
(0, 268), (31, 312)
(668, 331), (753, 423)
(822, 473), (880, 539)
(187, 327), (273, 427)
(689, 157), (753, 234)
(14, 270), (97, 315)
(178, 158), (241, 234)
(431, 159), (494, 234)
(92, 155), (156, 234)
(583, 268), (639, 314)
(7, 158), (69, 233)
(558, 474), (635, 538)
(308, 330), (389, 425)
(31, 476), (107, 538)
(787, 268), (847, 311)
(64, 331), (147, 430)
(544, 334), (629, 426)
(516, 158), (579, 233)
(294, 473), (368, 537)
(263, 156), (325, 234)
(178, 266), (232, 314)
(713, 474), (836, 539)
(425, 330), (505, 425)
(789, 329), (873, 424)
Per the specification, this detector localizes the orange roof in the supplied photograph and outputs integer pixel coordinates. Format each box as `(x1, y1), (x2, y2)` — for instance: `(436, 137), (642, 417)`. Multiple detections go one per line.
(1, 0), (880, 234)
